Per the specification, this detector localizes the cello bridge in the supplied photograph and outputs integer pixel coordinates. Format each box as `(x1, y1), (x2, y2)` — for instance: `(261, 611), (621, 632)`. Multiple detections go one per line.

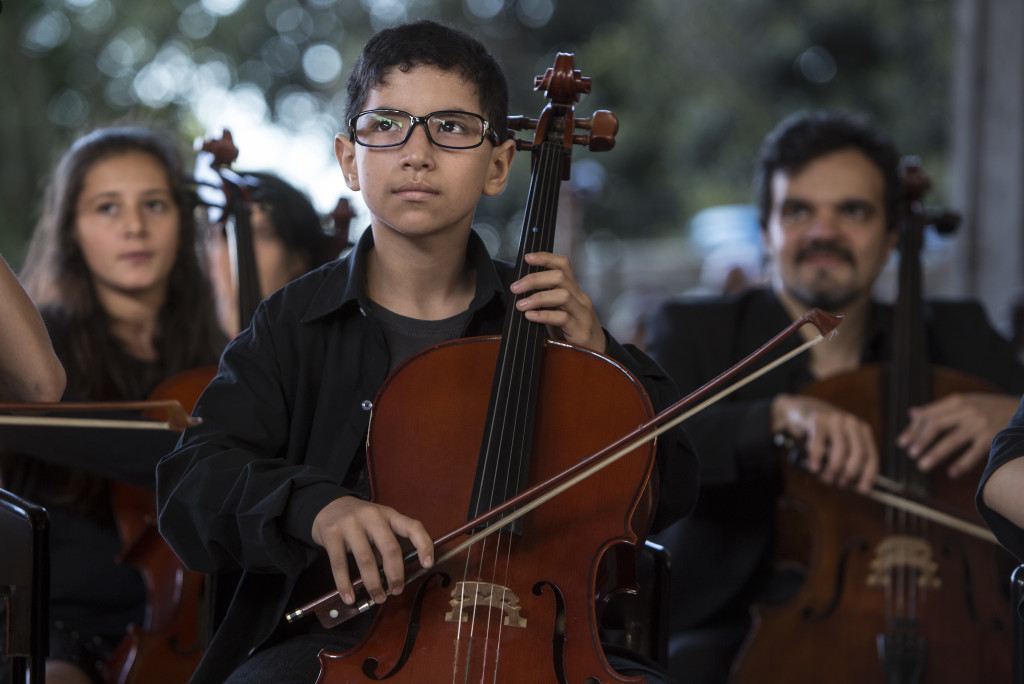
(445, 581), (527, 628)
(866, 535), (941, 590)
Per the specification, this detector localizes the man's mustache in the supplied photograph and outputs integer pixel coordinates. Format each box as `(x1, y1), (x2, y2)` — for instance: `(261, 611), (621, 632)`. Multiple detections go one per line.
(795, 242), (854, 265)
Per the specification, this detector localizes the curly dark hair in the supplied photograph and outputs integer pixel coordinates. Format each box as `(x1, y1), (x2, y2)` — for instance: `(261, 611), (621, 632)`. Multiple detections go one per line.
(344, 20), (510, 144)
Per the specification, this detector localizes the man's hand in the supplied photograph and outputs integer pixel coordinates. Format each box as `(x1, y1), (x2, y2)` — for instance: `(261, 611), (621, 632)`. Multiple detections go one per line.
(311, 496), (433, 606)
(772, 393), (879, 493)
(898, 392), (1018, 478)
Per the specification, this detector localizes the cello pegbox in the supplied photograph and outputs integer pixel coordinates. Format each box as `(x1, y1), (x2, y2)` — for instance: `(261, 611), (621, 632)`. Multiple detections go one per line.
(533, 55), (591, 103)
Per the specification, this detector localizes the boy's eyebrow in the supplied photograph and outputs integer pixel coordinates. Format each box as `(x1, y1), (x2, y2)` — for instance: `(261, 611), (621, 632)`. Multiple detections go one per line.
(370, 105), (485, 116)
(779, 196), (877, 211)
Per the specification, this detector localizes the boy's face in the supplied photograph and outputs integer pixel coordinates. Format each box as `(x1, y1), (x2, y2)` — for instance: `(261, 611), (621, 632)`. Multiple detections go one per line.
(335, 65), (515, 245)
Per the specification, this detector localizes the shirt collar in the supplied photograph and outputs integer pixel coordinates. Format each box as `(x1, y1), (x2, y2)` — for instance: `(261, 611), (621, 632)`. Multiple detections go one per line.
(300, 227), (508, 324)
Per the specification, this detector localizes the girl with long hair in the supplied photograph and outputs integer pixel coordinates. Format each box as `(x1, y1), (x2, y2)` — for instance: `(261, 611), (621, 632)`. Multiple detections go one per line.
(1, 126), (225, 684)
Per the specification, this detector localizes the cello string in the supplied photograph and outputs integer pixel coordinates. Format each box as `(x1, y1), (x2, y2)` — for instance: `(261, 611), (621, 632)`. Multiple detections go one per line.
(459, 134), (565, 680)
(487, 138), (564, 680)
(900, 225), (923, 629)
(467, 133), (547, 630)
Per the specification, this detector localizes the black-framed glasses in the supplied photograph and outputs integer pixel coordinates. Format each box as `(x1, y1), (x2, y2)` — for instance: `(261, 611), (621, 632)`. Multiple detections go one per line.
(348, 109), (497, 149)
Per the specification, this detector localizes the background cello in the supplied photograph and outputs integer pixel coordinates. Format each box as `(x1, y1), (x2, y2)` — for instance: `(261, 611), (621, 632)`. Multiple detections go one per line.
(732, 159), (1015, 683)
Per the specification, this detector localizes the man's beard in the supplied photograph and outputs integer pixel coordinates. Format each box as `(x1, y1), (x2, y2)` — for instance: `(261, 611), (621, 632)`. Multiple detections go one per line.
(787, 241), (861, 312)
(787, 267), (861, 312)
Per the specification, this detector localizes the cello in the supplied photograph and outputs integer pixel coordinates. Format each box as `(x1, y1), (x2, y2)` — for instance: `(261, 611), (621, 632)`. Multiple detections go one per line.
(315, 52), (651, 683)
(731, 159), (1015, 683)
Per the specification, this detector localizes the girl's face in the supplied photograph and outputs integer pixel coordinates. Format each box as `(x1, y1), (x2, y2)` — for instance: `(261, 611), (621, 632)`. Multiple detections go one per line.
(74, 151), (181, 305)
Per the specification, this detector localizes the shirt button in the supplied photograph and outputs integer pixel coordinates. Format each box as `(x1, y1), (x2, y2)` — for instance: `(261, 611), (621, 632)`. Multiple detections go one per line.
(361, 400), (373, 411)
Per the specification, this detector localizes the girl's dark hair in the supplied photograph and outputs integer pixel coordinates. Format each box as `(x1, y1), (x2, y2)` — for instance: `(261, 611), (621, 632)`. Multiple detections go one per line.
(13, 126), (226, 512)
(344, 20), (510, 143)
(243, 172), (350, 269)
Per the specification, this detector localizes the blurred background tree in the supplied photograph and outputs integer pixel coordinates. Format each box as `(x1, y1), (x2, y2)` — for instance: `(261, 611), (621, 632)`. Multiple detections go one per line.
(0, 0), (954, 306)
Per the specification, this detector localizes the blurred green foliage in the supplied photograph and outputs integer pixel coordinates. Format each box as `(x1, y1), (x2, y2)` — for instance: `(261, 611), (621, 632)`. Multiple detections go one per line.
(0, 0), (952, 265)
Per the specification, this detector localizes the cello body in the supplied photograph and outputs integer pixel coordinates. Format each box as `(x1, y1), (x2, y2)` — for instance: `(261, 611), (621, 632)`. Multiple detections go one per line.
(317, 338), (656, 682)
(102, 366), (216, 684)
(733, 365), (1012, 683)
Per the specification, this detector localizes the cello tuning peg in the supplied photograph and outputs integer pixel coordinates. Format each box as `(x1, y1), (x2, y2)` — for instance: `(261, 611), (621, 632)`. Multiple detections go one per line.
(507, 115), (537, 132)
(573, 111), (618, 152)
(514, 139), (535, 153)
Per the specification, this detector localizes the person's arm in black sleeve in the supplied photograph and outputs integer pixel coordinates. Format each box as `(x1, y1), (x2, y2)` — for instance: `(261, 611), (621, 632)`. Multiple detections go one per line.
(156, 305), (352, 577)
(978, 395), (1024, 562)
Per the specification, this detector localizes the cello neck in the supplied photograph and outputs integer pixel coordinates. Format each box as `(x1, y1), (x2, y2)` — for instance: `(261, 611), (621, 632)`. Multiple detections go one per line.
(467, 54), (599, 526)
(886, 159), (958, 491)
(227, 203), (262, 330)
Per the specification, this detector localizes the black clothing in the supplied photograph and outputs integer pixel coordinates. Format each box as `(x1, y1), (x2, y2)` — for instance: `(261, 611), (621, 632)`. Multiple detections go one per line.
(645, 288), (1024, 679)
(157, 229), (697, 683)
(979, 395), (1024, 561)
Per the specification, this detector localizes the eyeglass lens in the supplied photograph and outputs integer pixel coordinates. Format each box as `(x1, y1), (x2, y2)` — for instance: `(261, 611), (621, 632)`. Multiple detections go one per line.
(353, 111), (485, 148)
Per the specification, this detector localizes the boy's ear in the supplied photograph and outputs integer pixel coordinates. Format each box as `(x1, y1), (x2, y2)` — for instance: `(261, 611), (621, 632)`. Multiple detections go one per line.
(482, 139), (517, 197)
(335, 134), (360, 191)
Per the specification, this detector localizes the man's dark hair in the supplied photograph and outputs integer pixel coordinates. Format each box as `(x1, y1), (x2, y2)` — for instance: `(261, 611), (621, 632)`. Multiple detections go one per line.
(754, 110), (902, 231)
(344, 20), (509, 143)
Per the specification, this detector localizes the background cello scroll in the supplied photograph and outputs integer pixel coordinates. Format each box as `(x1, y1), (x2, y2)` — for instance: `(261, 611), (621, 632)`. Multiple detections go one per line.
(193, 129), (262, 332)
